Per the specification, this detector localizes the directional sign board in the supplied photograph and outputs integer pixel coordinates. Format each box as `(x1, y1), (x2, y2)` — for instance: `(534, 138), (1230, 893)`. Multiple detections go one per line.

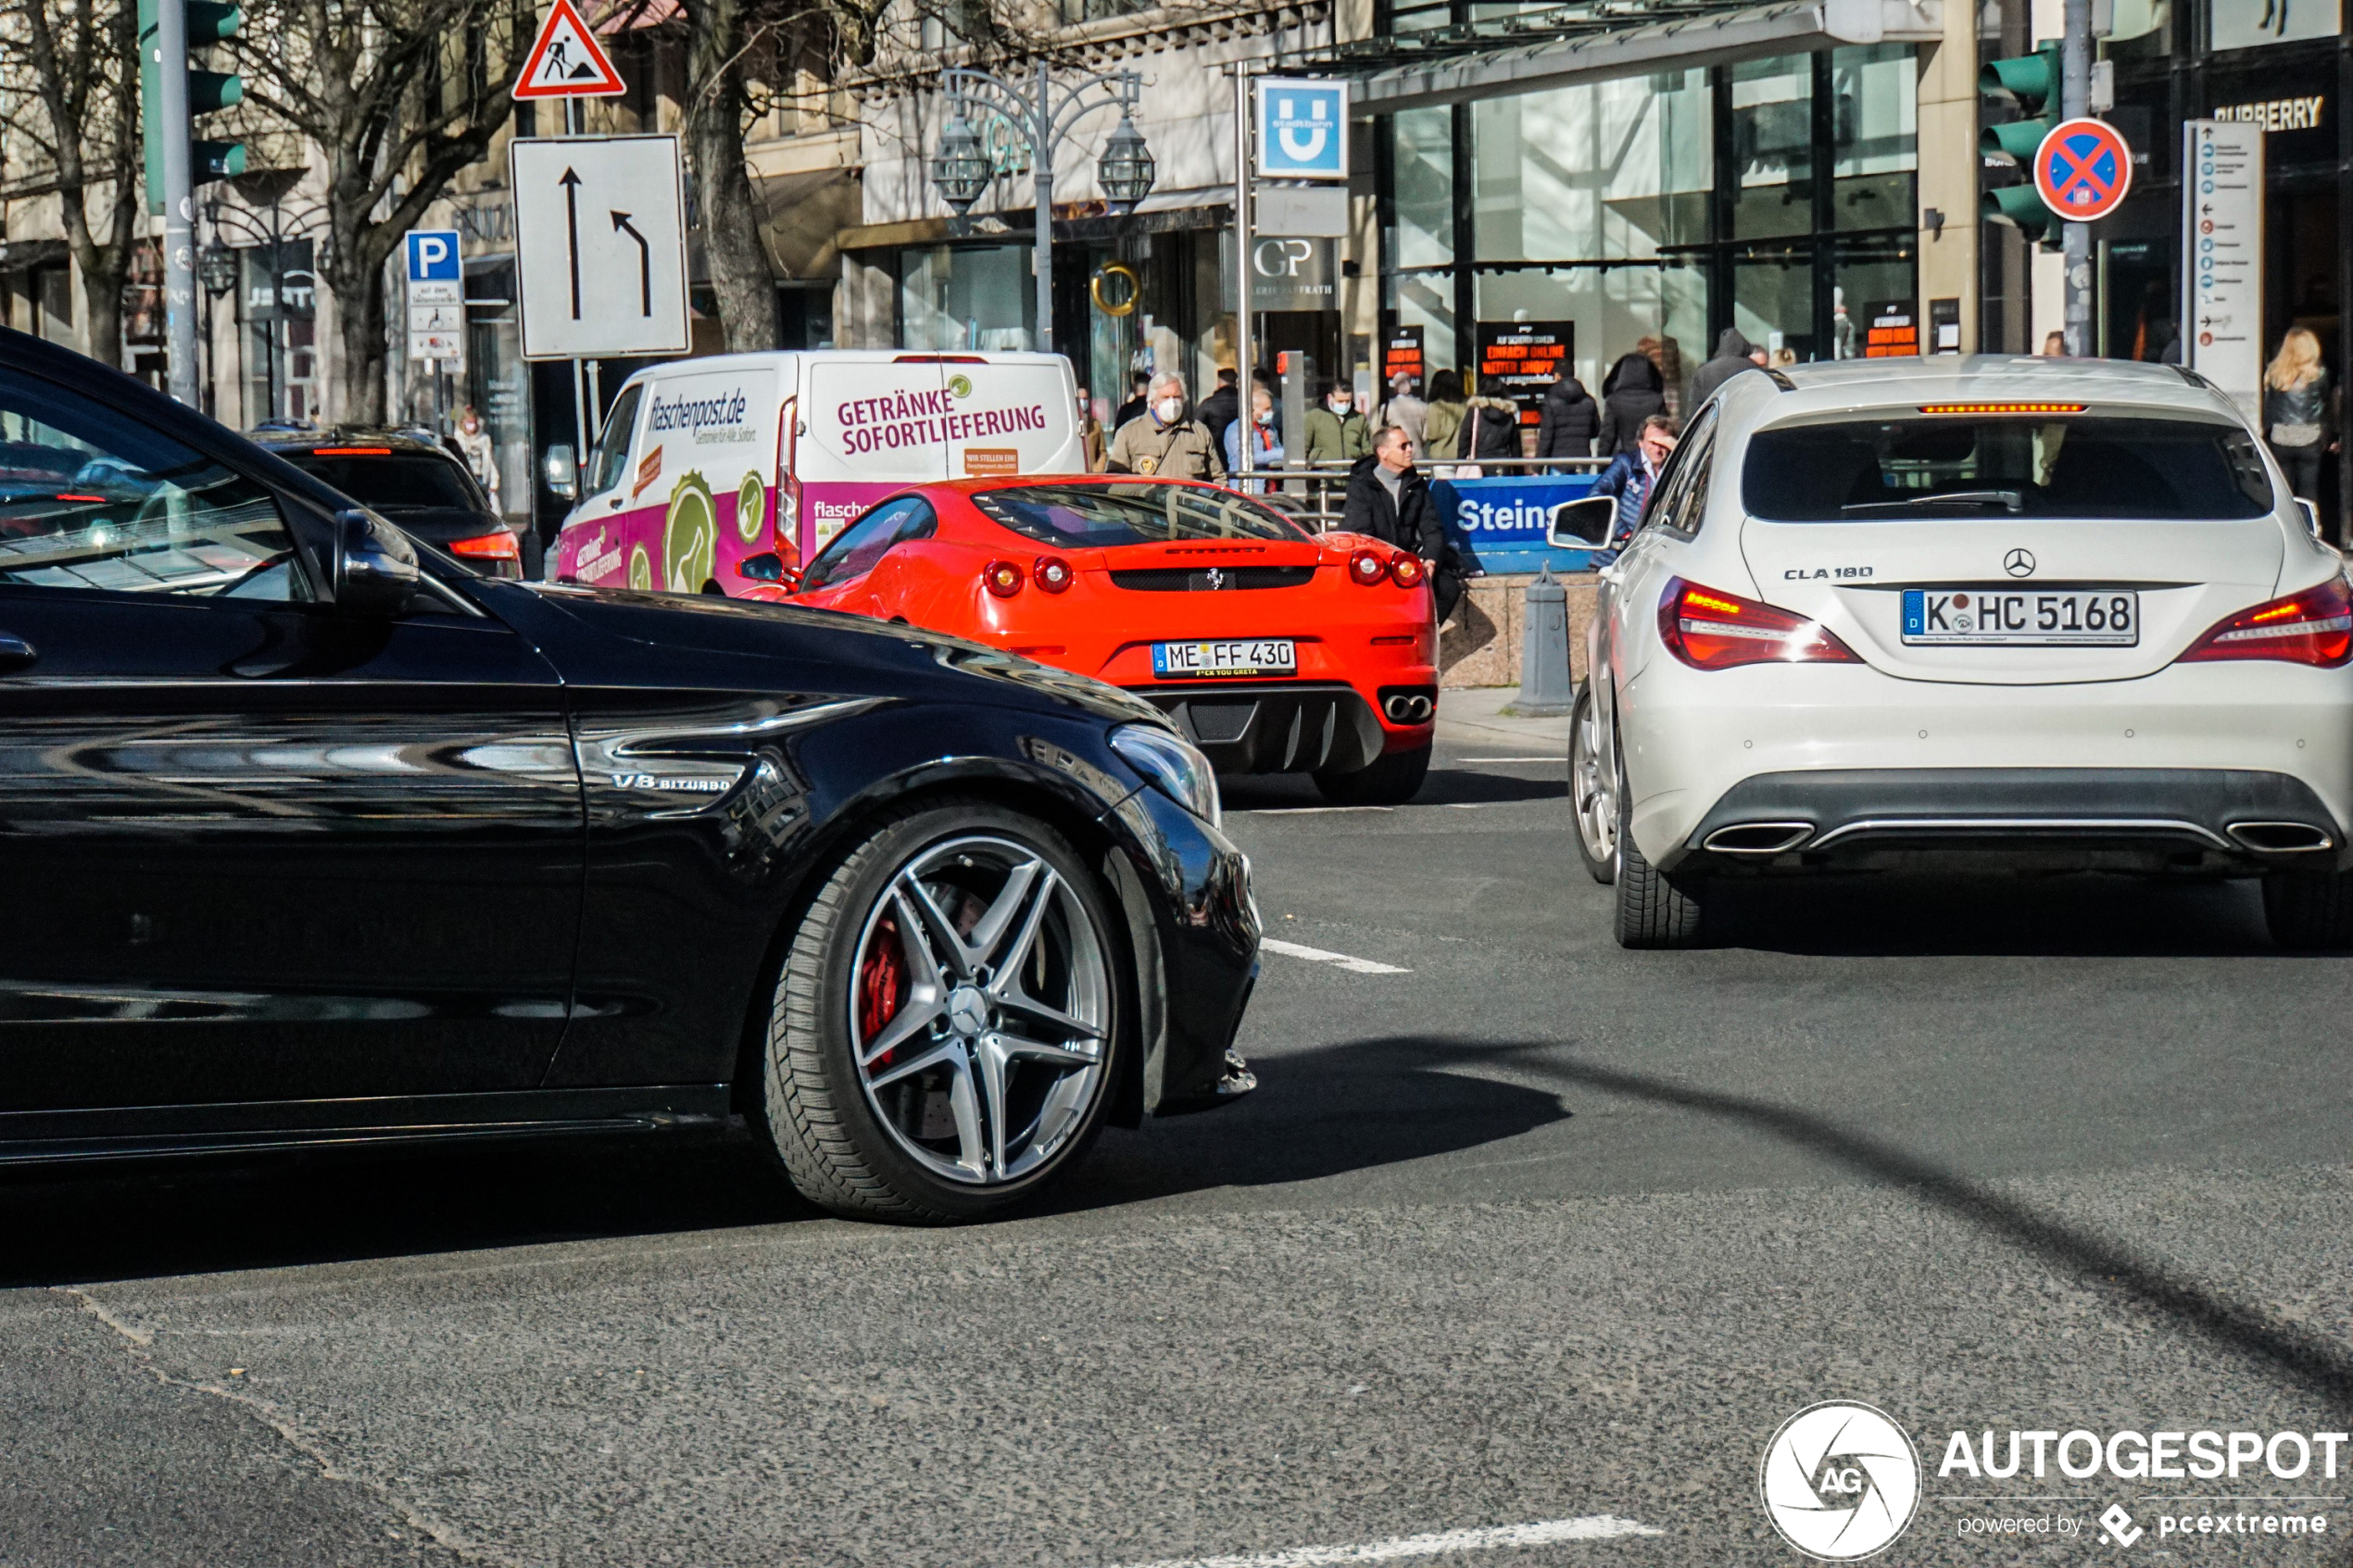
(2181, 119), (2265, 422)
(511, 0), (625, 100)
(510, 135), (689, 361)
(405, 228), (463, 363)
(2032, 118), (2133, 221)
(1256, 79), (1349, 181)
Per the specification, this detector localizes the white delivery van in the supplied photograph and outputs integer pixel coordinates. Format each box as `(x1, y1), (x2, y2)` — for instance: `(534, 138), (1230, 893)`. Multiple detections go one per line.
(551, 350), (1084, 595)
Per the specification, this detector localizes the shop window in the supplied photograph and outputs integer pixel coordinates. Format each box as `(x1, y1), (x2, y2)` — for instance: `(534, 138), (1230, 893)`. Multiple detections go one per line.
(1730, 57), (1815, 241)
(1734, 245), (1815, 362)
(1390, 108), (1454, 270)
(1830, 45), (1917, 232)
(1472, 69), (1710, 265)
(900, 245), (1035, 352)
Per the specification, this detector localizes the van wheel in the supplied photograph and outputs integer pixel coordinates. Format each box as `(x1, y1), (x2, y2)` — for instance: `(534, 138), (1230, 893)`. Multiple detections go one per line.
(754, 800), (1124, 1223)
(1314, 743), (1430, 805)
(1613, 747), (1705, 948)
(2262, 869), (2353, 949)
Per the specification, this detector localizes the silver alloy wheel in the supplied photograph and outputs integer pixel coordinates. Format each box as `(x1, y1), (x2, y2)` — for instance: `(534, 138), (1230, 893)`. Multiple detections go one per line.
(1573, 693), (1617, 867)
(847, 834), (1110, 1185)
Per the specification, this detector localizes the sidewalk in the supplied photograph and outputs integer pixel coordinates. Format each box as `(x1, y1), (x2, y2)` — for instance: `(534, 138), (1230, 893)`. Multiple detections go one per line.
(1433, 684), (1572, 753)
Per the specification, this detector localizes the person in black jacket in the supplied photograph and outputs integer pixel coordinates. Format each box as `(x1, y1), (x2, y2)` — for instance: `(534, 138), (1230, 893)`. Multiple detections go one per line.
(1196, 367), (1241, 456)
(1596, 352), (1667, 457)
(1533, 371), (1599, 463)
(1342, 427), (1461, 623)
(1458, 394), (1523, 464)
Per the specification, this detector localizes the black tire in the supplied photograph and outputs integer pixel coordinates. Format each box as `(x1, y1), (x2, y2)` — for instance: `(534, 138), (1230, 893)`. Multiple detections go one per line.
(754, 799), (1126, 1223)
(1314, 742), (1432, 805)
(1612, 746), (1705, 948)
(2262, 869), (2353, 949)
(1569, 684), (1616, 885)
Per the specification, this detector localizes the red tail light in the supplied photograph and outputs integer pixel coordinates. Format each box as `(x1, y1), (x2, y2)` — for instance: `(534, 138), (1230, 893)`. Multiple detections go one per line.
(2177, 577), (2353, 668)
(447, 529), (520, 562)
(1389, 552), (1427, 588)
(1349, 548), (1390, 586)
(1034, 556), (1075, 593)
(1658, 577), (1859, 670)
(983, 559), (1025, 597)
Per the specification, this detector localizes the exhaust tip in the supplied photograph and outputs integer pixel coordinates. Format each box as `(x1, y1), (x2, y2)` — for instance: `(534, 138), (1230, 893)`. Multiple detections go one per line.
(1384, 694), (1434, 722)
(2227, 821), (2335, 853)
(1702, 822), (1814, 855)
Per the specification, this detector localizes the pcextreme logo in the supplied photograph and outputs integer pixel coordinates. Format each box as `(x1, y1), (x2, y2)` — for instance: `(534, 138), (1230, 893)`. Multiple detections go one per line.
(1760, 1401), (1922, 1561)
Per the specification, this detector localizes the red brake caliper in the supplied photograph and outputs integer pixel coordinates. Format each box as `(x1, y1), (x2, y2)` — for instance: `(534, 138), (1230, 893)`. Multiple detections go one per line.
(859, 911), (906, 1068)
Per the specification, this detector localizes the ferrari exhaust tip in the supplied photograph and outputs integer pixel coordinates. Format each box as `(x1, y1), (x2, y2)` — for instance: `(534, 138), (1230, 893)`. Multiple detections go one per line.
(1383, 694), (1434, 722)
(1702, 822), (1815, 855)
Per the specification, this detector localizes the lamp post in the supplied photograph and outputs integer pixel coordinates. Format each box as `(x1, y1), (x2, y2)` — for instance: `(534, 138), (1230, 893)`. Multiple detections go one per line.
(928, 62), (1155, 356)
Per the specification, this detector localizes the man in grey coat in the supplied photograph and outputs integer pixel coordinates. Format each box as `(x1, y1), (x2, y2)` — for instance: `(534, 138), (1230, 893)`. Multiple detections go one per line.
(1686, 329), (1768, 411)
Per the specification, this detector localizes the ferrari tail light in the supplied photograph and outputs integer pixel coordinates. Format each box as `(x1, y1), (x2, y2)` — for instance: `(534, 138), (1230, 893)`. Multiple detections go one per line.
(983, 559), (1025, 597)
(1034, 556), (1075, 593)
(447, 529), (521, 563)
(2177, 577), (2353, 668)
(1388, 552), (1427, 588)
(1349, 548), (1390, 586)
(1659, 576), (1859, 671)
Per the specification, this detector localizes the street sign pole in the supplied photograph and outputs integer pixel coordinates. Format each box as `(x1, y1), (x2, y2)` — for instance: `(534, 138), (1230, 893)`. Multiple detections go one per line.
(157, 0), (197, 405)
(2059, 0), (2092, 357)
(1231, 65), (1254, 482)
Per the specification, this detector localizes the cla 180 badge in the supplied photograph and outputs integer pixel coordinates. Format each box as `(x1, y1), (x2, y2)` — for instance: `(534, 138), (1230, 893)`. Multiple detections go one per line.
(1760, 1401), (1921, 1561)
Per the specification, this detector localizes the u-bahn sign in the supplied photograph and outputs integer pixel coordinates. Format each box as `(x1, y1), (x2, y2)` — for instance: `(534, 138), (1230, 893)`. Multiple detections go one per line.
(2032, 118), (2133, 221)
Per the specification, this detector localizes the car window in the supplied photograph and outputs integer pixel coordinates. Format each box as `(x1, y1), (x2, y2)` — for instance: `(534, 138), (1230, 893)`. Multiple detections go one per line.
(286, 451), (483, 513)
(800, 497), (934, 590)
(1664, 420), (1718, 536)
(584, 384), (646, 498)
(1639, 406), (1715, 537)
(0, 367), (304, 600)
(1744, 415), (2274, 521)
(972, 483), (1308, 546)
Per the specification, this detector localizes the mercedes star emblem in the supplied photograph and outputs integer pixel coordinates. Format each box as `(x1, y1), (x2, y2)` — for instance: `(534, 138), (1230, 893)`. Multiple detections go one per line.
(2003, 548), (2036, 578)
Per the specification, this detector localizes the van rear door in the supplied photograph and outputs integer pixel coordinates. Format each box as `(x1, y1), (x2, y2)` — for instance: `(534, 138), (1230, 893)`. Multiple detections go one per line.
(798, 354), (951, 558)
(938, 355), (1084, 482)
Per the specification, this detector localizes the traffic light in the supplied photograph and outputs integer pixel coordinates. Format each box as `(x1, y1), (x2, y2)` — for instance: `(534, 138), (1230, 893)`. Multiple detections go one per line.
(1978, 44), (2059, 242)
(139, 0), (246, 215)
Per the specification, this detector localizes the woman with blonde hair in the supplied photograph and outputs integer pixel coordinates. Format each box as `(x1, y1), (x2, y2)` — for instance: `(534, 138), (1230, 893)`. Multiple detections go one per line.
(2262, 326), (2335, 507)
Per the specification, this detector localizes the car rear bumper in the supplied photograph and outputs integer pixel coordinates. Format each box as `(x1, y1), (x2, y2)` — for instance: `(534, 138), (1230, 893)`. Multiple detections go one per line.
(1126, 681), (1411, 774)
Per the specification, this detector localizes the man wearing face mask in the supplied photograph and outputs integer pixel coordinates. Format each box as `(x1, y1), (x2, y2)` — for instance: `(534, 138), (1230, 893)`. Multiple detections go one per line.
(1302, 377), (1369, 465)
(1106, 371), (1225, 481)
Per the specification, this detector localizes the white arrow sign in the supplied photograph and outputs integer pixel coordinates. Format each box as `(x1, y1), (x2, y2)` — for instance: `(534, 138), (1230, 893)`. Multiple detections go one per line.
(509, 134), (690, 361)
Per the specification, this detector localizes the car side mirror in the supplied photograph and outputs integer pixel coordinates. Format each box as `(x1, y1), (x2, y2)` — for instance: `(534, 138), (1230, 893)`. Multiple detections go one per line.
(333, 508), (420, 618)
(544, 444), (578, 500)
(1548, 494), (1617, 547)
(2296, 497), (2323, 540)
(736, 551), (791, 584)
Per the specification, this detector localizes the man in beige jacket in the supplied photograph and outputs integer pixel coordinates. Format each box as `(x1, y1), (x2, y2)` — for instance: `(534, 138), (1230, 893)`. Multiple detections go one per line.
(1106, 372), (1225, 481)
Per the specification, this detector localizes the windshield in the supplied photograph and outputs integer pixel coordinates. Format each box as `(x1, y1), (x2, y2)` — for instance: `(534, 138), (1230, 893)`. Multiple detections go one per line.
(1744, 415), (2274, 521)
(287, 452), (482, 512)
(972, 483), (1308, 547)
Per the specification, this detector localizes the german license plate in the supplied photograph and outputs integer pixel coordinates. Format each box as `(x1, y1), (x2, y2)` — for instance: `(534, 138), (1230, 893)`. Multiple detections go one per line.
(1151, 638), (1297, 678)
(1901, 589), (2139, 646)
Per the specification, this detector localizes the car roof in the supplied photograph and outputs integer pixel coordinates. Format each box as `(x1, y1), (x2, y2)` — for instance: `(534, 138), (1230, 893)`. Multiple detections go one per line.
(1718, 354), (2240, 427)
(248, 426), (455, 456)
(927, 473), (1236, 498)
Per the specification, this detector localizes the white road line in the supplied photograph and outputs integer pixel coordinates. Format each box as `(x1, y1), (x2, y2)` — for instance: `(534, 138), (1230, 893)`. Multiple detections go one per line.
(1260, 937), (1411, 975)
(1108, 1516), (1667, 1568)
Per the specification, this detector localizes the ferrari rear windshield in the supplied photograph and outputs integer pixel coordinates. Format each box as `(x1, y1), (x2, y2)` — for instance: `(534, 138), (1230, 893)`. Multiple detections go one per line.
(1744, 415), (2274, 521)
(973, 483), (1309, 547)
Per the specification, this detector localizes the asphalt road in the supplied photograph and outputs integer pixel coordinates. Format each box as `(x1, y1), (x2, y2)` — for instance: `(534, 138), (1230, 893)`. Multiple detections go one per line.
(6, 702), (2353, 1567)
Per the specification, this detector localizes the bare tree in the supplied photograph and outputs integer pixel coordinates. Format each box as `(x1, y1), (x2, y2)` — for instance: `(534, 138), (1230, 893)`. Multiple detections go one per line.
(0, 0), (145, 368)
(231, 0), (535, 422)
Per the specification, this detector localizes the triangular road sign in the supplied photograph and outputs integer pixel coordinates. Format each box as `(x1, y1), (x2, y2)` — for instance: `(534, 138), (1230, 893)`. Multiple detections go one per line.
(512, 0), (625, 100)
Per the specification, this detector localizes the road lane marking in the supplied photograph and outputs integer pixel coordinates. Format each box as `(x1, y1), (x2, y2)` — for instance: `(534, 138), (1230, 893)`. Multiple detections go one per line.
(1235, 805), (1395, 815)
(1108, 1515), (1667, 1568)
(1260, 937), (1410, 975)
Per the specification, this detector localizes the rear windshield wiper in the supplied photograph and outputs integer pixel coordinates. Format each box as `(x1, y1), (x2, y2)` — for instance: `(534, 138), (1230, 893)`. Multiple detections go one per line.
(1842, 488), (2024, 515)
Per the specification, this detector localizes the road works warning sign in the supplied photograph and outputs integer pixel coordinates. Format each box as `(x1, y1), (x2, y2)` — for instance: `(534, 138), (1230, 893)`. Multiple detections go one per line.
(511, 0), (625, 99)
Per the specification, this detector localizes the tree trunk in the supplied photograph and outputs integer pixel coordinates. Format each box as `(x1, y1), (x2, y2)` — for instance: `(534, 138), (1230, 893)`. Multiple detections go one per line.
(687, 0), (779, 353)
(327, 243), (392, 425)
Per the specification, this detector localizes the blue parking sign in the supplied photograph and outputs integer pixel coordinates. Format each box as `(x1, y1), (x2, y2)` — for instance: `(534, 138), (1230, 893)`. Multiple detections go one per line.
(1256, 80), (1348, 181)
(405, 229), (461, 282)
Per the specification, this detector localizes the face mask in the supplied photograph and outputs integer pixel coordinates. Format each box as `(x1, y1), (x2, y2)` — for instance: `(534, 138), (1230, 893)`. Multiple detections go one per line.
(1329, 398), (1352, 415)
(1154, 397), (1184, 423)
(1254, 408), (1275, 427)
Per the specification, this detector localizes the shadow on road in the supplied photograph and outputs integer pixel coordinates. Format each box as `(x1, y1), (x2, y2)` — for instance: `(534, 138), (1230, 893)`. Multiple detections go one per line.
(1225, 764), (1565, 813)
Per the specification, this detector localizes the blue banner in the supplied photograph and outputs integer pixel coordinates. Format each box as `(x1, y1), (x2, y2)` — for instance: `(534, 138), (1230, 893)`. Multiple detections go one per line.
(1433, 471), (1605, 576)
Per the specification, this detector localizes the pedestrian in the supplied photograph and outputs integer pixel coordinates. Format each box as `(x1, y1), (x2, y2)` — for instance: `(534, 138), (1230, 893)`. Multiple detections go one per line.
(1224, 383), (1285, 490)
(1105, 372), (1224, 480)
(2040, 330), (2067, 357)
(1686, 329), (1765, 410)
(1456, 388), (1524, 471)
(1596, 352), (1666, 458)
(1301, 377), (1369, 465)
(1197, 367), (1241, 455)
(1533, 366), (1599, 463)
(1076, 388), (1107, 472)
(1114, 371), (1152, 431)
(1378, 372), (1428, 450)
(450, 404), (500, 516)
(1342, 425), (1461, 624)
(1420, 370), (1467, 463)
(1587, 414), (1677, 559)
(2262, 326), (2337, 507)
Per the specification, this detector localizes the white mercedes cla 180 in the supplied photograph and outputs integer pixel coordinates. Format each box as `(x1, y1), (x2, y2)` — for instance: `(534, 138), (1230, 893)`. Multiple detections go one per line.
(1562, 357), (2352, 950)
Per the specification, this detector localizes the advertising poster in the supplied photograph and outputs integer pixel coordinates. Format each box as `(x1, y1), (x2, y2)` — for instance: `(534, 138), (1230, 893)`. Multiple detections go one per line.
(1474, 320), (1572, 426)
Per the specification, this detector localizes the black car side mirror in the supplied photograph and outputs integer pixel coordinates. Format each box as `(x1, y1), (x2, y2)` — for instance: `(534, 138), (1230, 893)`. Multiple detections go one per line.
(736, 551), (798, 588)
(1548, 494), (1617, 547)
(333, 508), (421, 618)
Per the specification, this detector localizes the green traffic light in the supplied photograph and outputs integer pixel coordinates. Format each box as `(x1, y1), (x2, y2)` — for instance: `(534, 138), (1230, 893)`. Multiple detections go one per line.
(1982, 183), (2058, 238)
(137, 0), (245, 211)
(1978, 44), (2060, 111)
(187, 1), (240, 39)
(1979, 118), (2054, 161)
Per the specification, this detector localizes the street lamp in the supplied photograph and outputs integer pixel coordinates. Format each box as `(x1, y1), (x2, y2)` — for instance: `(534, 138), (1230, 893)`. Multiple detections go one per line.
(930, 63), (1151, 355)
(197, 240), (238, 298)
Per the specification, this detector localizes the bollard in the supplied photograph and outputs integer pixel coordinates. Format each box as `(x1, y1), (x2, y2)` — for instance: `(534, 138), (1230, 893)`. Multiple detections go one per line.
(1511, 564), (1576, 717)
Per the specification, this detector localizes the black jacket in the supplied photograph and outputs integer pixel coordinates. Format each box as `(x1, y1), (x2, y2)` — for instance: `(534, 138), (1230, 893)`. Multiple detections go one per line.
(1342, 456), (1442, 558)
(1534, 376), (1599, 459)
(1687, 328), (1762, 412)
(1596, 353), (1667, 456)
(1459, 396), (1524, 461)
(1197, 384), (1241, 455)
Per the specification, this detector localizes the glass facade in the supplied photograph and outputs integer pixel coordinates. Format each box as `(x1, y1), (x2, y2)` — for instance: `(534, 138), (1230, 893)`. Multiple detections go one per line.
(1381, 44), (1919, 408)
(899, 244), (1038, 352)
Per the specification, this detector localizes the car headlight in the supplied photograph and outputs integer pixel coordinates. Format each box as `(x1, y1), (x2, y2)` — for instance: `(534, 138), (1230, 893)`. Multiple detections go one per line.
(1110, 723), (1221, 828)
